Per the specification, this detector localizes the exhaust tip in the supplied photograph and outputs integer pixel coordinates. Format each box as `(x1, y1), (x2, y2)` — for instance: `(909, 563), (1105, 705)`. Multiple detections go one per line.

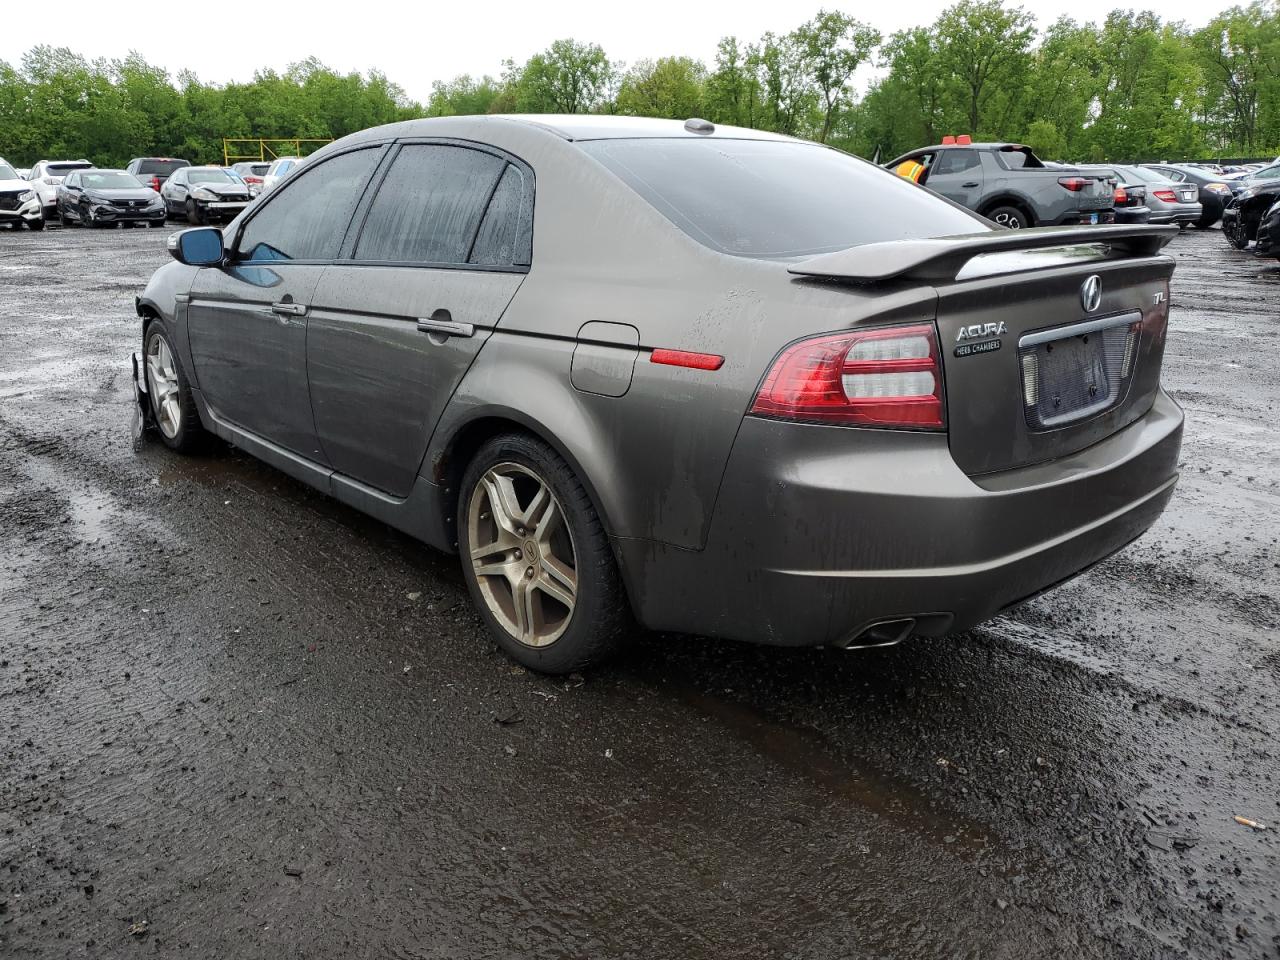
(839, 618), (916, 651)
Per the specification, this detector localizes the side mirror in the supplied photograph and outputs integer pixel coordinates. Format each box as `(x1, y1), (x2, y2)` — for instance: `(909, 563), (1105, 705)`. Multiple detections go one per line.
(168, 227), (224, 266)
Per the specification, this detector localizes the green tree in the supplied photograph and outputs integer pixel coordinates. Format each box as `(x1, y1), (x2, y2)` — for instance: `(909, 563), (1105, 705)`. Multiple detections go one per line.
(615, 57), (707, 119)
(935, 0), (1036, 135)
(504, 39), (614, 113)
(792, 10), (880, 143)
(426, 74), (503, 116)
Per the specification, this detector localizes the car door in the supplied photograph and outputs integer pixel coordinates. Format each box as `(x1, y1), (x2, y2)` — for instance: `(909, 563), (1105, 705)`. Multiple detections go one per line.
(924, 148), (984, 207)
(60, 173), (80, 218)
(185, 145), (386, 460)
(162, 169), (185, 215)
(306, 141), (533, 497)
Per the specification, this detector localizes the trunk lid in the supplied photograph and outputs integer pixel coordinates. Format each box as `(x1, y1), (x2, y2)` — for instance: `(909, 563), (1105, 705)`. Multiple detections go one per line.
(788, 225), (1176, 476)
(935, 252), (1171, 475)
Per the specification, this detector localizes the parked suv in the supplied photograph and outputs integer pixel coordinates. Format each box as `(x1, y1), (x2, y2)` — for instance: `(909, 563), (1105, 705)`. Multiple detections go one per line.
(27, 159), (94, 220)
(0, 157), (43, 230)
(132, 116), (1183, 674)
(125, 157), (190, 194)
(887, 141), (1115, 228)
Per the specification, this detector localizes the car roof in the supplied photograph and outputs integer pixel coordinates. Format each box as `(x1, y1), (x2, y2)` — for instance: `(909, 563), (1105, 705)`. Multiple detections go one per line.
(393, 114), (798, 143)
(79, 168), (129, 175)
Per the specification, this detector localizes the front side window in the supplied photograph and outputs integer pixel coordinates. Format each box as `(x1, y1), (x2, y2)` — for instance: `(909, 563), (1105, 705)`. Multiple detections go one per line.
(583, 138), (984, 259)
(355, 144), (506, 264)
(237, 148), (380, 263)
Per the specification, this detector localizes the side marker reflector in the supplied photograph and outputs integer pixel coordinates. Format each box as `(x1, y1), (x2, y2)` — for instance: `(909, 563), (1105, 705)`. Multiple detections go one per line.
(650, 349), (724, 371)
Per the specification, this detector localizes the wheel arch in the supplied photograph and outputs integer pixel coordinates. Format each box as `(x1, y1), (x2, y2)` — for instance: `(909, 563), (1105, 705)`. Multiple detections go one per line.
(430, 406), (617, 547)
(978, 194), (1037, 226)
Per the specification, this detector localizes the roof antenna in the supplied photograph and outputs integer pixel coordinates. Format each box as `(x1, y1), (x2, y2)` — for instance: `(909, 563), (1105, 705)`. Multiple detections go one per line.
(684, 118), (715, 135)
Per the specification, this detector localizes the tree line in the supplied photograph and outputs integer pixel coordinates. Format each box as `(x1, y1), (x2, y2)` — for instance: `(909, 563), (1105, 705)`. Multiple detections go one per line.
(2, 0), (1278, 169)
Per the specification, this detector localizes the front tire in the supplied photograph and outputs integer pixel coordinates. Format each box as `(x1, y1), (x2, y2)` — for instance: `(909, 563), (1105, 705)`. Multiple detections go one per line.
(27, 218), (44, 231)
(143, 321), (205, 453)
(1225, 217), (1250, 250)
(458, 433), (628, 674)
(186, 199), (204, 226)
(986, 205), (1029, 229)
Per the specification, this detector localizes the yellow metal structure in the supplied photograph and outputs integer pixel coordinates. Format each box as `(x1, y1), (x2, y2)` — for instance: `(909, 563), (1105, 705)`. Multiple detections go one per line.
(222, 138), (334, 166)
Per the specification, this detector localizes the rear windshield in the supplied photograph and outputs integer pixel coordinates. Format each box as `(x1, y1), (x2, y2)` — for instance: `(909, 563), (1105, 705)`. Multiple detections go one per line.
(1126, 166), (1173, 185)
(992, 146), (1045, 171)
(47, 162), (93, 175)
(579, 138), (983, 259)
(137, 159), (188, 175)
(82, 172), (144, 189)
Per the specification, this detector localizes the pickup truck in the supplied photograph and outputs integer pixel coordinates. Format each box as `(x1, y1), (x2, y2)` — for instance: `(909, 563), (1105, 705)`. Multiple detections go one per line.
(886, 141), (1115, 229)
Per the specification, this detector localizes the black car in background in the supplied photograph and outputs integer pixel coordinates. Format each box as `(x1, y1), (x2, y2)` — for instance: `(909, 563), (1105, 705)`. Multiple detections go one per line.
(1142, 163), (1236, 227)
(1222, 177), (1280, 250)
(125, 157), (190, 193)
(56, 169), (166, 227)
(160, 166), (252, 224)
(1254, 198), (1280, 259)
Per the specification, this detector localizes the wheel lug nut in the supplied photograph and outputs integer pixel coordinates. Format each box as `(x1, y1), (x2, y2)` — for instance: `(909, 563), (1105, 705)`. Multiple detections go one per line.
(513, 549), (522, 560)
(525, 567), (534, 578)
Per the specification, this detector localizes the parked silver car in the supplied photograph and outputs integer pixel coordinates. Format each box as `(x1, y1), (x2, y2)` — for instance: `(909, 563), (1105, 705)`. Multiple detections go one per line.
(1111, 165), (1201, 227)
(132, 115), (1184, 673)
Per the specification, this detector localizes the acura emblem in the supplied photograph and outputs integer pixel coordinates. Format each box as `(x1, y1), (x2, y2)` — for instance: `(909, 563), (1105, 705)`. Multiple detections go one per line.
(1081, 275), (1102, 312)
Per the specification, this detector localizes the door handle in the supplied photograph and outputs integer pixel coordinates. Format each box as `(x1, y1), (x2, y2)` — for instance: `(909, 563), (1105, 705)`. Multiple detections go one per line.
(962, 180), (980, 188)
(417, 316), (474, 338)
(271, 302), (308, 317)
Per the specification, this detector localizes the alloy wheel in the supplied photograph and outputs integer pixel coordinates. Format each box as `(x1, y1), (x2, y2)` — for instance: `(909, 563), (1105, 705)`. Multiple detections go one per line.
(466, 463), (578, 647)
(145, 333), (181, 439)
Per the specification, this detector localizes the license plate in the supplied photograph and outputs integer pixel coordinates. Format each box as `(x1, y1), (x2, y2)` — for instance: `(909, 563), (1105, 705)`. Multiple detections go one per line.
(1181, 191), (1196, 201)
(1089, 213), (1099, 225)
(1019, 316), (1140, 430)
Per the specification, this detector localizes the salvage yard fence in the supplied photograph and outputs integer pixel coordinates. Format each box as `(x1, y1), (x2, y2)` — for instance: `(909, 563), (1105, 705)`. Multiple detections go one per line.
(222, 138), (335, 167)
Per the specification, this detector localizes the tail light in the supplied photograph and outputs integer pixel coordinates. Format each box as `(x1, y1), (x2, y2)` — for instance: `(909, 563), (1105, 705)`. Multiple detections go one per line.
(151, 176), (162, 191)
(1153, 189), (1178, 202)
(749, 324), (945, 429)
(1114, 186), (1128, 203)
(1057, 177), (1091, 192)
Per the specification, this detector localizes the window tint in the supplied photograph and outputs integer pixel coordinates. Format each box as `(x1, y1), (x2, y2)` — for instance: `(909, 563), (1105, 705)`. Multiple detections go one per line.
(238, 148), (380, 263)
(469, 164), (529, 266)
(932, 149), (980, 176)
(581, 139), (983, 259)
(356, 144), (505, 264)
(137, 159), (187, 176)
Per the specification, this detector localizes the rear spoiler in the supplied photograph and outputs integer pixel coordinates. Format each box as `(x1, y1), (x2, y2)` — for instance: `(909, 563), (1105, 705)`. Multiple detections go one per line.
(788, 225), (1178, 284)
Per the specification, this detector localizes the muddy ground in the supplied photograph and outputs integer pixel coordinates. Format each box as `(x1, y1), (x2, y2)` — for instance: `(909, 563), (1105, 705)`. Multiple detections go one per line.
(0, 223), (1277, 959)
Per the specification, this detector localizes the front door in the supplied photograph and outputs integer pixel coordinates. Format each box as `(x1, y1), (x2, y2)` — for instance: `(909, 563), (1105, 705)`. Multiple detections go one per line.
(185, 144), (388, 460)
(306, 143), (534, 498)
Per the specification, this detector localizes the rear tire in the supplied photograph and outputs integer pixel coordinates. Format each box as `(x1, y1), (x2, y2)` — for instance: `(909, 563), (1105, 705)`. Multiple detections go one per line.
(457, 433), (629, 674)
(986, 205), (1030, 229)
(143, 320), (206, 453)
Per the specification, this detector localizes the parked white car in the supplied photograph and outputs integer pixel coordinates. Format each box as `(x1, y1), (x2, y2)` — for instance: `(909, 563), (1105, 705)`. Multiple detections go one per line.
(260, 156), (302, 193)
(28, 159), (94, 220)
(0, 158), (44, 230)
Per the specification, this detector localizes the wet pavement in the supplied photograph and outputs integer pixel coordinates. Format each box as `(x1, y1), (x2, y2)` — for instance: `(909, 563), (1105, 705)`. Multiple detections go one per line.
(0, 223), (1277, 958)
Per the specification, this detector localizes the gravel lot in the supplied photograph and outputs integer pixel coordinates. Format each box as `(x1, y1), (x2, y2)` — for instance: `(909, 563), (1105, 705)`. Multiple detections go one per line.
(1, 223), (1277, 959)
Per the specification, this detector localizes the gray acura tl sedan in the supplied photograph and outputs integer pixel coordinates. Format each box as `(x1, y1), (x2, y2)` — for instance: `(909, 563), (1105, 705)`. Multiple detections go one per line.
(132, 115), (1184, 673)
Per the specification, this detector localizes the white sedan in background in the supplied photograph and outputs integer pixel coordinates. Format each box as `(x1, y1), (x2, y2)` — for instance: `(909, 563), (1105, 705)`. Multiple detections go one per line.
(260, 156), (302, 193)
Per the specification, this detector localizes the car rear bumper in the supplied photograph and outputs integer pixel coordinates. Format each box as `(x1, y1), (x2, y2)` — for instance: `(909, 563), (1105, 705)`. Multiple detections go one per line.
(1149, 204), (1203, 225)
(617, 389), (1183, 647)
(1048, 208), (1117, 226)
(1114, 206), (1152, 224)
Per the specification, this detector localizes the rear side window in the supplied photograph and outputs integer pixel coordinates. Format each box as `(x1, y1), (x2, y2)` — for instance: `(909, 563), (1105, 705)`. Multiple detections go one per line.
(355, 144), (506, 264)
(932, 149), (980, 176)
(469, 163), (531, 266)
(581, 138), (983, 259)
(238, 148), (381, 263)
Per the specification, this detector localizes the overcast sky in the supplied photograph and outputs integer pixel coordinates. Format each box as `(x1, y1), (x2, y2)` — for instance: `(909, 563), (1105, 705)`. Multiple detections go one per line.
(1, 0), (1226, 103)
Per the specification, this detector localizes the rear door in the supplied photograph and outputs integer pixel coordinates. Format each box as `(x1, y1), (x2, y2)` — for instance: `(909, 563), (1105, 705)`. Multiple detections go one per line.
(186, 145), (385, 459)
(924, 148), (984, 209)
(306, 141), (532, 498)
(934, 250), (1173, 476)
